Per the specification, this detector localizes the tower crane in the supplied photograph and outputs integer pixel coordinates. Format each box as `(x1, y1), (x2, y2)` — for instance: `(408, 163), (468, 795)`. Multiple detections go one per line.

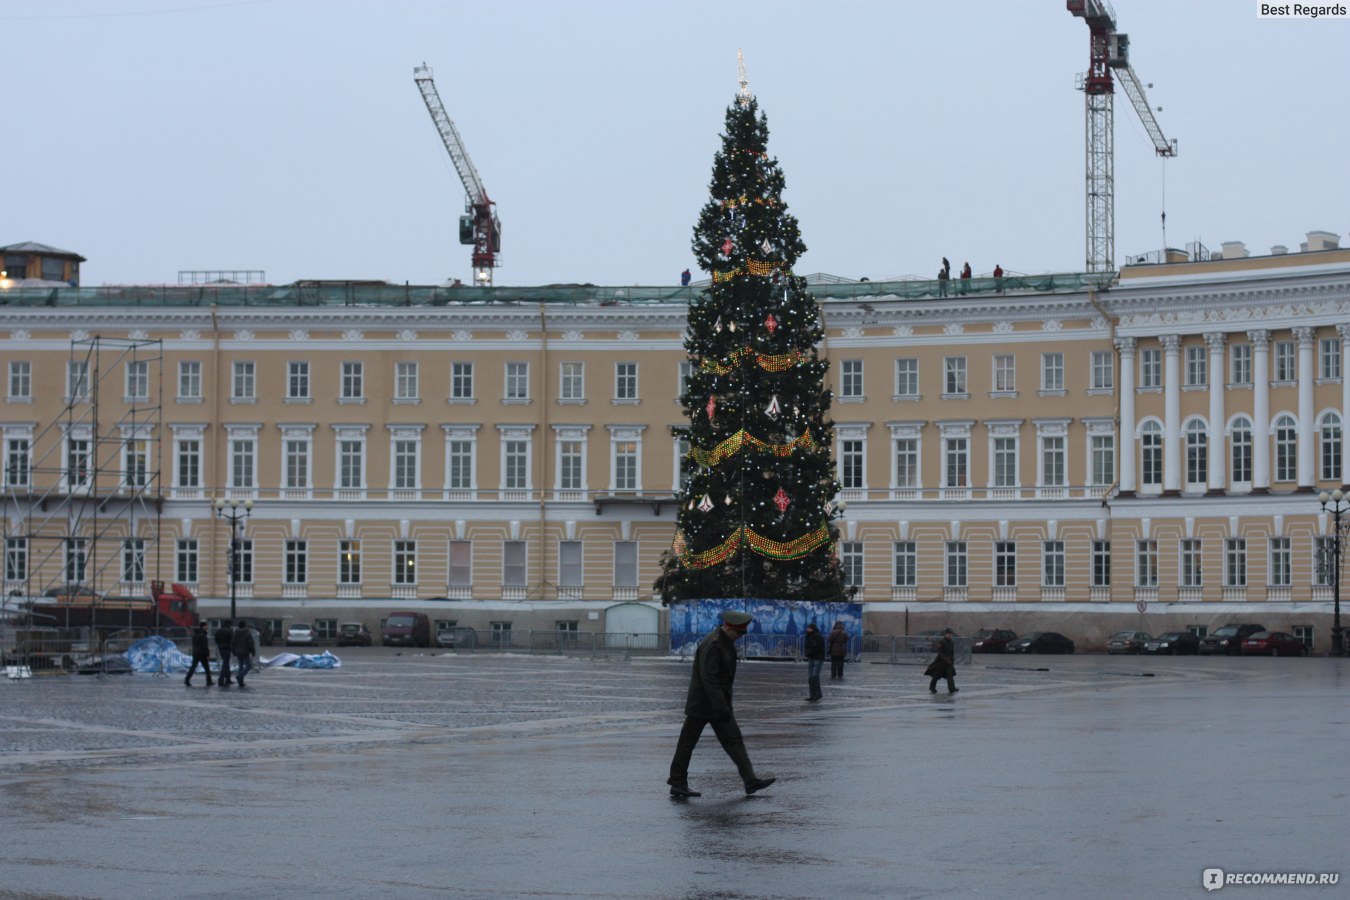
(1067, 0), (1177, 273)
(414, 63), (501, 286)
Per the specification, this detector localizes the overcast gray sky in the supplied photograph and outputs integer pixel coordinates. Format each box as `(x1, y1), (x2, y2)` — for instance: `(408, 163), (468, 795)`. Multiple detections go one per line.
(5, 0), (1346, 287)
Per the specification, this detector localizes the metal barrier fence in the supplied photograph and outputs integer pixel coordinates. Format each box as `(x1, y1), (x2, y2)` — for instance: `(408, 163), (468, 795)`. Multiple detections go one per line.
(4, 631), (193, 677)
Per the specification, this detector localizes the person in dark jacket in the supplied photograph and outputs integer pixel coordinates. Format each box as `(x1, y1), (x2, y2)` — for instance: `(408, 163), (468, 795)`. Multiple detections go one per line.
(827, 621), (849, 680)
(803, 622), (825, 702)
(184, 622), (214, 687)
(925, 628), (959, 694)
(667, 610), (776, 798)
(214, 621), (234, 686)
(231, 620), (254, 687)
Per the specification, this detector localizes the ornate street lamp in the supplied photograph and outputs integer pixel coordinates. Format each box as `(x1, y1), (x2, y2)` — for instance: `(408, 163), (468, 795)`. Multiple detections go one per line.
(1317, 489), (1347, 656)
(214, 497), (253, 621)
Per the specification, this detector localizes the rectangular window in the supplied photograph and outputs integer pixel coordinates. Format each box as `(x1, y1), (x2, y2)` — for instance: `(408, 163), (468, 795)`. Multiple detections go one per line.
(393, 540), (417, 585)
(1090, 351), (1113, 391)
(894, 438), (918, 488)
(395, 362), (419, 400)
(5, 537), (28, 582)
(614, 540), (638, 587)
(559, 540), (582, 588)
(1135, 540), (1158, 588)
(1041, 436), (1066, 487)
(840, 360), (863, 399)
(178, 360), (202, 400)
(284, 440), (309, 490)
(65, 537), (87, 583)
(1041, 353), (1064, 391)
(505, 362), (529, 401)
(840, 439), (864, 489)
(236, 539), (253, 584)
(445, 362), (470, 400)
(1225, 538), (1247, 587)
(1140, 348), (1161, 389)
(944, 437), (968, 488)
(995, 541), (1017, 587)
(1185, 345), (1207, 387)
(1090, 434), (1115, 486)
(313, 619), (337, 640)
(67, 437), (90, 489)
(615, 362), (638, 401)
(229, 438), (255, 488)
(945, 541), (968, 588)
(342, 361), (364, 400)
(8, 361), (31, 400)
(68, 360), (89, 400)
(176, 439), (200, 488)
(5, 438), (29, 488)
(560, 362), (584, 401)
(675, 436), (691, 490)
(1321, 338), (1341, 379)
(559, 440), (583, 491)
(125, 360), (149, 401)
(840, 541), (864, 587)
(448, 539), (472, 587)
(1230, 344), (1252, 385)
(944, 357), (967, 395)
(232, 361), (255, 400)
(339, 440), (364, 489)
(1275, 341), (1295, 382)
(504, 440), (528, 490)
(1043, 541), (1065, 588)
(895, 358), (918, 397)
(176, 538), (198, 584)
(1092, 540), (1111, 588)
(893, 541), (916, 587)
(339, 540), (361, 585)
(393, 440), (418, 490)
(1315, 536), (1336, 586)
(122, 538), (146, 583)
(1180, 539), (1202, 588)
(1269, 537), (1291, 587)
(447, 440), (473, 490)
(124, 439), (149, 488)
(677, 362), (693, 400)
(1322, 420), (1342, 482)
(284, 539), (308, 585)
(613, 440), (638, 491)
(993, 355), (1015, 393)
(287, 361), (311, 400)
(993, 437), (1017, 487)
(503, 540), (527, 586)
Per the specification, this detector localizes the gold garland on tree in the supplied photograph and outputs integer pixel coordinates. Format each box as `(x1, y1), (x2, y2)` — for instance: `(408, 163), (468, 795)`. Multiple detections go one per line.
(672, 521), (832, 569)
(687, 428), (816, 467)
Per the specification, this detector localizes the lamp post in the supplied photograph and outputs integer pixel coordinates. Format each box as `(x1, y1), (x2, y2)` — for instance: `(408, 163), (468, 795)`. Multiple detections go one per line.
(1317, 489), (1347, 656)
(214, 498), (252, 621)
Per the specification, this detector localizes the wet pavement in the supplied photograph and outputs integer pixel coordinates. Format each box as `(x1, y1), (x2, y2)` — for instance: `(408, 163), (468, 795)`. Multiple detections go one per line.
(0, 649), (1345, 898)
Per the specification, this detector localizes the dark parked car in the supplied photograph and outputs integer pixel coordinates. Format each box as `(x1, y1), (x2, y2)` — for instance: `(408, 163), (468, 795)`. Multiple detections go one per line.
(336, 623), (372, 647)
(1198, 624), (1265, 656)
(970, 629), (1017, 653)
(1106, 631), (1152, 654)
(1005, 632), (1075, 654)
(1143, 632), (1200, 655)
(1240, 631), (1308, 657)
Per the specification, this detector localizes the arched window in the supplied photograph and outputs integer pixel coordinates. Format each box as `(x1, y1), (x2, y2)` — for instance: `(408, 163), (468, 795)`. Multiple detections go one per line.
(1230, 417), (1252, 485)
(1320, 412), (1342, 483)
(1274, 414), (1297, 483)
(1140, 421), (1163, 488)
(1185, 420), (1208, 488)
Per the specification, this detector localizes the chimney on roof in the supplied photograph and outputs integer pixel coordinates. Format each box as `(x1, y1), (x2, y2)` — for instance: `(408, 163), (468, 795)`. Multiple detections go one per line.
(1271, 245), (1288, 255)
(1301, 230), (1340, 252)
(1220, 241), (1249, 259)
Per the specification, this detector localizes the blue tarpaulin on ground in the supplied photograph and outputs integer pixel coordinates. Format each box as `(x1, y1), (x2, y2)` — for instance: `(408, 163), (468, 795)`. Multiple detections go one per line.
(125, 635), (194, 673)
(262, 651), (342, 669)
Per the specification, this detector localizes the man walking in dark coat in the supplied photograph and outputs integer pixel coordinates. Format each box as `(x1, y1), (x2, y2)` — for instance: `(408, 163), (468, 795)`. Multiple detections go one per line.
(926, 628), (959, 694)
(214, 620), (234, 686)
(667, 610), (775, 798)
(231, 620), (254, 687)
(827, 620), (849, 680)
(803, 622), (825, 702)
(184, 622), (214, 686)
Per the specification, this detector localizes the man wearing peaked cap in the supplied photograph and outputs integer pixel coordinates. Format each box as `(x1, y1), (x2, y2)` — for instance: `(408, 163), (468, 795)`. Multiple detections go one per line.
(666, 609), (776, 799)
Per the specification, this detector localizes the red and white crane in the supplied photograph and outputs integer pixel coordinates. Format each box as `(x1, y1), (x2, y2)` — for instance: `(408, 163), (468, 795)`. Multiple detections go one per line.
(1067, 0), (1177, 273)
(414, 63), (501, 286)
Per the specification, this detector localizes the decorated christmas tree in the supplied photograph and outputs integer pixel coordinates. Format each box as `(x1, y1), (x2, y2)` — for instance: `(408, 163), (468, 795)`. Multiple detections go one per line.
(658, 67), (850, 604)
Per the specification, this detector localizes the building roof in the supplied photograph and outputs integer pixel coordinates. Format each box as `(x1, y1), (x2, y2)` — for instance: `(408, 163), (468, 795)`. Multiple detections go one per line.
(0, 242), (86, 261)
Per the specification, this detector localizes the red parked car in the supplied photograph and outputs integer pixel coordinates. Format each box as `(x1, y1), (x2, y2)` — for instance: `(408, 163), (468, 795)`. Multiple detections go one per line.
(1240, 631), (1307, 657)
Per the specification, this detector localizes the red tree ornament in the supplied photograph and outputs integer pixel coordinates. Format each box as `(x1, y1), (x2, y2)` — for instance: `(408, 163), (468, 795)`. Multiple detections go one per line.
(764, 313), (778, 334)
(721, 238), (734, 256)
(706, 396), (717, 420)
(773, 487), (791, 513)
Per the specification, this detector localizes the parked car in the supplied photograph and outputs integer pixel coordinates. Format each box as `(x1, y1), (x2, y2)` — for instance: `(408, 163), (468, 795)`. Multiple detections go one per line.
(1143, 631), (1200, 655)
(336, 623), (372, 647)
(1005, 632), (1075, 654)
(382, 611), (432, 648)
(1198, 624), (1265, 656)
(1240, 631), (1308, 657)
(435, 626), (477, 649)
(1106, 631), (1152, 654)
(285, 623), (316, 647)
(970, 629), (1017, 653)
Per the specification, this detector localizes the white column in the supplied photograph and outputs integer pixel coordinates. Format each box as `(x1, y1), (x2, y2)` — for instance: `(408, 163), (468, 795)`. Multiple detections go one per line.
(1162, 334), (1182, 492)
(1249, 329), (1271, 491)
(1339, 323), (1350, 485)
(1205, 332), (1227, 493)
(1116, 337), (1137, 493)
(1295, 326), (1316, 489)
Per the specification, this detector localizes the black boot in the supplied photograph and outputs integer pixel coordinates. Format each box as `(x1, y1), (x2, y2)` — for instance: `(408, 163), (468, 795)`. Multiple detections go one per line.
(667, 779), (701, 798)
(745, 777), (776, 796)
